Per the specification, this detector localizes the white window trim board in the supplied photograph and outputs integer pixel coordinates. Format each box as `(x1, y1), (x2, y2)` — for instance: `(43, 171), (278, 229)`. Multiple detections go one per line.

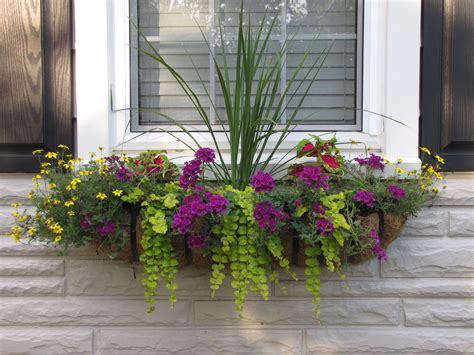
(75, 0), (421, 167)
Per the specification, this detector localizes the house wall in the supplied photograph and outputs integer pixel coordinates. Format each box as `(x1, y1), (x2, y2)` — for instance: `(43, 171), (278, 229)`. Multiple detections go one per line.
(0, 173), (472, 354)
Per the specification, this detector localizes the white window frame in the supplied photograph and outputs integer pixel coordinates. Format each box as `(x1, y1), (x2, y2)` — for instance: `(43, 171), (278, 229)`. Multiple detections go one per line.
(75, 0), (421, 168)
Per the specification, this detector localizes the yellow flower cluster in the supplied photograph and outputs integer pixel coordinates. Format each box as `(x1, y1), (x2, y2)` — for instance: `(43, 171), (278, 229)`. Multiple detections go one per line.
(66, 178), (81, 191)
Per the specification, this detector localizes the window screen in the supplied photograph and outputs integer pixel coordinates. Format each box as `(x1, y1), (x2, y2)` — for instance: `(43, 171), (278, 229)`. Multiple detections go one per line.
(130, 0), (362, 131)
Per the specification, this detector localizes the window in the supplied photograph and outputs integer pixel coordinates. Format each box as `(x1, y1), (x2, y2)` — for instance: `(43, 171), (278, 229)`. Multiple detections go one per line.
(130, 0), (363, 131)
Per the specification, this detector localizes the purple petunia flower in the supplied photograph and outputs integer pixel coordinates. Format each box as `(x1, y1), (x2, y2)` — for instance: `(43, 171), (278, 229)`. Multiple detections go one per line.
(354, 153), (385, 171)
(179, 158), (203, 189)
(298, 166), (329, 189)
(315, 218), (335, 236)
(253, 201), (288, 232)
(96, 220), (116, 236)
(369, 229), (387, 260)
(195, 148), (216, 163)
(115, 166), (133, 182)
(250, 171), (275, 193)
(208, 193), (229, 213)
(353, 190), (376, 208)
(187, 234), (208, 248)
(312, 202), (326, 215)
(387, 185), (406, 200)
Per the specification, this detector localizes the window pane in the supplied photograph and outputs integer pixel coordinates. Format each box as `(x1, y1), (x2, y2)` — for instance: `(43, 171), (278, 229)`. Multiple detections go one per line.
(132, 0), (360, 129)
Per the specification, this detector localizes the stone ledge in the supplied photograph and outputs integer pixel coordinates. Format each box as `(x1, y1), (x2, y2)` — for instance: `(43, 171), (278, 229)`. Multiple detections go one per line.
(0, 236), (99, 257)
(276, 278), (474, 298)
(305, 328), (474, 353)
(0, 258), (64, 276)
(449, 210), (474, 237)
(96, 328), (302, 354)
(0, 277), (64, 296)
(401, 208), (448, 237)
(194, 299), (400, 326)
(0, 299), (189, 326)
(0, 328), (92, 354)
(0, 173), (34, 205)
(404, 299), (474, 327)
(435, 174), (474, 206)
(381, 237), (474, 277)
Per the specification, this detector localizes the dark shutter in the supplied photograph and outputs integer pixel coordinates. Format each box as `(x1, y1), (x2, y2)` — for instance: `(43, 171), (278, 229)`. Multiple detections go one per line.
(0, 0), (73, 172)
(421, 0), (474, 171)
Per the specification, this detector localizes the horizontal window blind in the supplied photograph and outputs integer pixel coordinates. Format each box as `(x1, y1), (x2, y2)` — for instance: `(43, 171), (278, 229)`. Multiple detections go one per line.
(130, 0), (362, 131)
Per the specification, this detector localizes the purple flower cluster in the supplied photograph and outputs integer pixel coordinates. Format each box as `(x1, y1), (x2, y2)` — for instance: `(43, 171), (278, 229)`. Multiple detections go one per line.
(353, 190), (376, 208)
(195, 148), (215, 163)
(179, 158), (203, 189)
(96, 220), (116, 236)
(312, 202), (326, 215)
(253, 201), (288, 232)
(187, 234), (207, 248)
(172, 193), (229, 234)
(315, 218), (335, 236)
(387, 185), (406, 200)
(354, 154), (385, 171)
(179, 148), (217, 189)
(250, 171), (275, 193)
(115, 166), (133, 182)
(369, 229), (387, 260)
(298, 166), (329, 189)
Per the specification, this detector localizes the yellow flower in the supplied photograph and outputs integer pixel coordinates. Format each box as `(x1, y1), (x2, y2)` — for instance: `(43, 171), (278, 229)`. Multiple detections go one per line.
(432, 188), (439, 194)
(11, 212), (19, 217)
(58, 144), (69, 150)
(53, 199), (61, 205)
(40, 169), (50, 175)
(395, 167), (405, 174)
(66, 178), (81, 191)
(419, 147), (431, 155)
(10, 202), (21, 207)
(27, 228), (37, 236)
(112, 189), (123, 197)
(435, 155), (445, 164)
(32, 175), (42, 181)
(96, 192), (107, 200)
(41, 162), (51, 167)
(64, 200), (74, 207)
(397, 158), (403, 164)
(71, 196), (78, 201)
(49, 223), (63, 234)
(54, 235), (62, 242)
(47, 183), (57, 189)
(27, 192), (34, 199)
(33, 182), (40, 187)
(67, 211), (75, 217)
(79, 170), (92, 176)
(18, 215), (27, 222)
(45, 152), (58, 159)
(96, 158), (106, 164)
(32, 149), (44, 155)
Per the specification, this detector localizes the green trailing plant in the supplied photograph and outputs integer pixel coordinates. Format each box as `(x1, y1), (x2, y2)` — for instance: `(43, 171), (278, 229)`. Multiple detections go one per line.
(137, 183), (181, 312)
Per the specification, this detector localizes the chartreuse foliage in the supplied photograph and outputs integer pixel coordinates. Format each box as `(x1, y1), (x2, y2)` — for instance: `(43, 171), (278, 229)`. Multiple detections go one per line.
(133, 183), (181, 313)
(209, 186), (294, 317)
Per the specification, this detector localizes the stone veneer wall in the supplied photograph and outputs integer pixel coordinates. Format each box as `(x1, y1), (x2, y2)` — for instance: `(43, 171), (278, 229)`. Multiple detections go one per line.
(0, 173), (472, 354)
